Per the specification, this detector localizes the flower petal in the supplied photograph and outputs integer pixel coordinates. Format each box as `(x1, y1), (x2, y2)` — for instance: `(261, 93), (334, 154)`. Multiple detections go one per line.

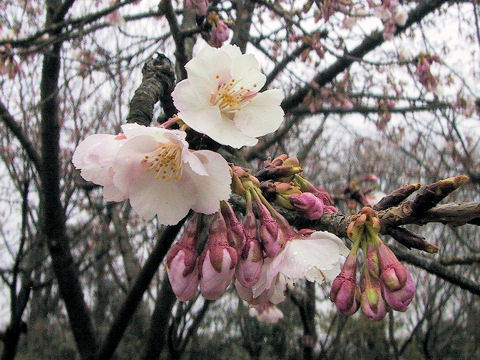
(234, 89), (284, 138)
(72, 134), (125, 186)
(129, 175), (194, 223)
(185, 150), (231, 214)
(180, 105), (258, 148)
(112, 135), (158, 193)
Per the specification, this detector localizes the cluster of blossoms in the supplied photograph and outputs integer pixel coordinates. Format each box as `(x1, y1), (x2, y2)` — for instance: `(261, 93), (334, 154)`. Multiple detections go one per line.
(73, 42), (415, 323)
(73, 44), (284, 225)
(330, 207), (415, 321)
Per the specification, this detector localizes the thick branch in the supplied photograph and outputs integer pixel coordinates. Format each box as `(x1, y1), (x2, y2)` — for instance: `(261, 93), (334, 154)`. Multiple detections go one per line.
(126, 54), (176, 126)
(40, 3), (98, 358)
(231, 0), (255, 52)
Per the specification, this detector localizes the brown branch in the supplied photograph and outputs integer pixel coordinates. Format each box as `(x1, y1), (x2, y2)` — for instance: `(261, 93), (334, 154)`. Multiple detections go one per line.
(231, 0), (256, 53)
(439, 253), (480, 266)
(126, 54), (176, 126)
(40, 3), (98, 358)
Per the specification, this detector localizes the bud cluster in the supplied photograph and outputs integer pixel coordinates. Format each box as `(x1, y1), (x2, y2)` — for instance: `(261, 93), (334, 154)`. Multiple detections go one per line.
(330, 207), (416, 320)
(166, 159), (345, 314)
(253, 155), (337, 220)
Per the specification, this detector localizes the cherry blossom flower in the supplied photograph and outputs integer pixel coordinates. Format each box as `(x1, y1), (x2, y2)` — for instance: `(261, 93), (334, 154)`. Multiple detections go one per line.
(111, 124), (232, 224)
(252, 231), (349, 303)
(172, 44), (284, 148)
(72, 133), (128, 202)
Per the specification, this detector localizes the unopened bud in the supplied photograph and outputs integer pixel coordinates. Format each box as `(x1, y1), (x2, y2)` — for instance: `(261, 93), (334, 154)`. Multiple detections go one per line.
(360, 267), (388, 321)
(378, 242), (408, 291)
(199, 213), (238, 300)
(289, 192), (324, 220)
(330, 251), (360, 316)
(220, 201), (246, 253)
(381, 272), (415, 312)
(166, 215), (200, 301)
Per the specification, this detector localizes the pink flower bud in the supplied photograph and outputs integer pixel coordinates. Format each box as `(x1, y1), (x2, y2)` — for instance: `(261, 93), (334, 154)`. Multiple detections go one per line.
(289, 192), (324, 220)
(330, 252), (360, 316)
(166, 215), (200, 301)
(256, 200), (282, 258)
(360, 268), (388, 321)
(199, 213), (238, 300)
(209, 20), (229, 48)
(365, 243), (380, 277)
(220, 201), (246, 253)
(236, 205), (263, 287)
(378, 242), (408, 291)
(381, 270), (415, 312)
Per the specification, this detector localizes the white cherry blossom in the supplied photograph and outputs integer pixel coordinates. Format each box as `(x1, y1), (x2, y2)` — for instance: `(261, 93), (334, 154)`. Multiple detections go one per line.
(252, 231), (349, 303)
(172, 44), (284, 148)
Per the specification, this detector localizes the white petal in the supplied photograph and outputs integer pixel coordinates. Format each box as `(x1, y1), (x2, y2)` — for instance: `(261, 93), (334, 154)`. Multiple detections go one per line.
(129, 175), (194, 223)
(180, 105), (258, 148)
(269, 275), (287, 304)
(185, 46), (232, 90)
(112, 135), (159, 193)
(230, 53), (266, 90)
(172, 79), (212, 113)
(234, 89), (284, 138)
(221, 44), (242, 59)
(121, 123), (185, 143)
(73, 134), (125, 186)
(103, 184), (127, 202)
(278, 234), (346, 284)
(309, 231), (349, 256)
(185, 150), (231, 214)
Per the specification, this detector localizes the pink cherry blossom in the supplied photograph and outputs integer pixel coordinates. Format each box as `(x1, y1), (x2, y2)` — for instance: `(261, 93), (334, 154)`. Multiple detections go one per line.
(111, 124), (231, 225)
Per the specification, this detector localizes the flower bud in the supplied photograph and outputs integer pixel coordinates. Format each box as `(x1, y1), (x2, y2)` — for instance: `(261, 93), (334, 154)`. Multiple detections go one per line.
(266, 154), (288, 167)
(378, 242), (408, 291)
(199, 213), (238, 300)
(209, 20), (230, 48)
(381, 271), (415, 312)
(294, 175), (335, 207)
(347, 213), (366, 243)
(220, 201), (246, 253)
(330, 251), (360, 316)
(256, 166), (303, 181)
(236, 203), (263, 287)
(360, 268), (388, 321)
(255, 199), (282, 258)
(365, 243), (380, 277)
(289, 192), (324, 220)
(166, 215), (200, 301)
(283, 156), (300, 167)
